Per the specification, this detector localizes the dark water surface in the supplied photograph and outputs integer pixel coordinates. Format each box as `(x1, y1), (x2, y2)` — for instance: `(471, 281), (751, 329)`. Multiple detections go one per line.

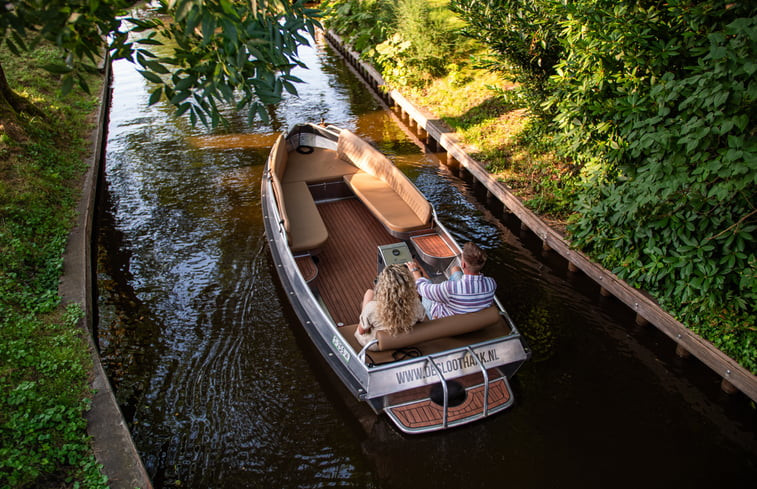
(96, 35), (756, 489)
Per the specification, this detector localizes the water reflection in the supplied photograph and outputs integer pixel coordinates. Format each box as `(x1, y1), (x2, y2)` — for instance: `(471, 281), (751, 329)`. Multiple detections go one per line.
(97, 32), (756, 489)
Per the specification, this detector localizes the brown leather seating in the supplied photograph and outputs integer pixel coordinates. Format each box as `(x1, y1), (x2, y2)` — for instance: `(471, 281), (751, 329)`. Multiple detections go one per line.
(340, 306), (510, 365)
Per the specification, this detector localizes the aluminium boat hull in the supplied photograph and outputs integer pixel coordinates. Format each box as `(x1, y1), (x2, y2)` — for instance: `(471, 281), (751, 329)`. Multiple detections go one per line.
(261, 123), (530, 433)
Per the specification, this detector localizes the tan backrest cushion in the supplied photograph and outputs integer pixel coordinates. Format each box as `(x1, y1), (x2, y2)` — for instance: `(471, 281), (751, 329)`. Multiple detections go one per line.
(270, 134), (288, 180)
(270, 175), (289, 233)
(376, 306), (502, 351)
(337, 130), (431, 226)
(268, 135), (290, 233)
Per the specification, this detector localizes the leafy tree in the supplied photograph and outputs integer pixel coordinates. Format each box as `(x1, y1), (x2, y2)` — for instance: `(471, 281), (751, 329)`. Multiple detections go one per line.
(321, 0), (395, 54)
(449, 0), (562, 118)
(0, 0), (321, 135)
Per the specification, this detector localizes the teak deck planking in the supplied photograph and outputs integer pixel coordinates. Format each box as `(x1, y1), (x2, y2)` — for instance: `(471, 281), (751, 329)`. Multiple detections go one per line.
(311, 198), (399, 326)
(411, 233), (455, 258)
(387, 378), (511, 430)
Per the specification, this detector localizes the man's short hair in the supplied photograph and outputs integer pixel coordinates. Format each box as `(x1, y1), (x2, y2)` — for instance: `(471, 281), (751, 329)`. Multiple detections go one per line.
(462, 242), (487, 272)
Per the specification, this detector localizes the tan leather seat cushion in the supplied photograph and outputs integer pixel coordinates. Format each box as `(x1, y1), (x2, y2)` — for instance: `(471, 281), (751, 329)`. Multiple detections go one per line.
(338, 306), (510, 365)
(376, 306), (503, 351)
(282, 181), (328, 252)
(337, 130), (431, 231)
(282, 147), (359, 183)
(344, 173), (429, 233)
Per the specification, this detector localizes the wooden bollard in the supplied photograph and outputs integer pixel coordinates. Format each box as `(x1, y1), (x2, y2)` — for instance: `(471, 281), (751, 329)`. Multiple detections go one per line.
(427, 136), (438, 152)
(721, 377), (738, 395)
(486, 191), (503, 217)
(473, 179), (486, 198)
(634, 313), (649, 327)
(446, 152), (459, 170)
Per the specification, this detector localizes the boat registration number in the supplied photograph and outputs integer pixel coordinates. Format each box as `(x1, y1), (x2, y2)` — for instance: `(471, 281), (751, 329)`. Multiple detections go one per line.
(332, 335), (350, 364)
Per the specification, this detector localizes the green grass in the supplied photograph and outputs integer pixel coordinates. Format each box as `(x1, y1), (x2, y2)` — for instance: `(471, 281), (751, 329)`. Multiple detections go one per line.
(0, 42), (109, 489)
(326, 0), (578, 224)
(400, 49), (577, 226)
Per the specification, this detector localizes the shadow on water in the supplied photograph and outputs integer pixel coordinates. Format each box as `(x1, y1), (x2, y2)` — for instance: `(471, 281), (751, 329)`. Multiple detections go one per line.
(96, 32), (756, 489)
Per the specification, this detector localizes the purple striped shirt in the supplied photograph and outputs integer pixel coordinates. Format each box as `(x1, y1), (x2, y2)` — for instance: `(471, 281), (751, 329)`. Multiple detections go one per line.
(416, 274), (496, 319)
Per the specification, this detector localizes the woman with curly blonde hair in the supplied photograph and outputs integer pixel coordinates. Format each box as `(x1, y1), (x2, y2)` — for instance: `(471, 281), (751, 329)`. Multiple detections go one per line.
(355, 264), (426, 350)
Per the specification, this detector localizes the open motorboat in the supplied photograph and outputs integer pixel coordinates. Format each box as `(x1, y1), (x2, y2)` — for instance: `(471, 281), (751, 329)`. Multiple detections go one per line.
(261, 123), (530, 433)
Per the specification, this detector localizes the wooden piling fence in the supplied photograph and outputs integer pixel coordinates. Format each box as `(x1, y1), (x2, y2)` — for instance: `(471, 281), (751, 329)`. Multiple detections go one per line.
(322, 29), (757, 402)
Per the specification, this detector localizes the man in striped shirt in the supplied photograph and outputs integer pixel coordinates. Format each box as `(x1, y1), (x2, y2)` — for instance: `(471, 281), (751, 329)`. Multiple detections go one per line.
(406, 242), (496, 319)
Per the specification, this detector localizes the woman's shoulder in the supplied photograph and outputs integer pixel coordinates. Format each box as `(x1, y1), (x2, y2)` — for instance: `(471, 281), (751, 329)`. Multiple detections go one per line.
(362, 300), (379, 315)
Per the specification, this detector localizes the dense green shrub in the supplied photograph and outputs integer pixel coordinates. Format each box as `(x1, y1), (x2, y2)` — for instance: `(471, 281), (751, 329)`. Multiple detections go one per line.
(324, 0), (458, 87)
(321, 0), (396, 53)
(563, 1), (756, 371)
(381, 0), (453, 80)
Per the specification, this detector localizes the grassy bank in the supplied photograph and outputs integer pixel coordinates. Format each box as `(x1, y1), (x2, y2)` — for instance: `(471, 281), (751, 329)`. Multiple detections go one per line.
(0, 43), (108, 488)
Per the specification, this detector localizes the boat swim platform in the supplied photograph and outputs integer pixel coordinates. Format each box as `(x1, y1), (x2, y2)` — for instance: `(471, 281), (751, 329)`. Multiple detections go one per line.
(322, 29), (757, 401)
(385, 375), (512, 433)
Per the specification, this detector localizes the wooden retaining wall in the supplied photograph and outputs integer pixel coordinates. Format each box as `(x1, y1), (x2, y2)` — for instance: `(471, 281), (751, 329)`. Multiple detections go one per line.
(322, 30), (757, 402)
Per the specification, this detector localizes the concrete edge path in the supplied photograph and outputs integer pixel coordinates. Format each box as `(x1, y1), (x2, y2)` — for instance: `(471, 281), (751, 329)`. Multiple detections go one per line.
(58, 62), (153, 489)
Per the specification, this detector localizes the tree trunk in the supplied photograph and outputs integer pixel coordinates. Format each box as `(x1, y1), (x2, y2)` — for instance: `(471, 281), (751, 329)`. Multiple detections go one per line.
(0, 61), (46, 141)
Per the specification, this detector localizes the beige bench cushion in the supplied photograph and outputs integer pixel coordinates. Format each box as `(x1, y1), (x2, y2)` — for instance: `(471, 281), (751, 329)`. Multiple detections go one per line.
(344, 172), (430, 233)
(281, 181), (328, 252)
(282, 147), (359, 183)
(376, 306), (503, 351)
(269, 134), (330, 253)
(337, 130), (431, 231)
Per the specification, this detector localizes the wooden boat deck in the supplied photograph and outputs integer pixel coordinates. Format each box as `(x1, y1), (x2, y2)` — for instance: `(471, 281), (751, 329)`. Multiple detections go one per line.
(311, 198), (400, 326)
(295, 256), (318, 282)
(386, 377), (511, 431)
(411, 233), (455, 258)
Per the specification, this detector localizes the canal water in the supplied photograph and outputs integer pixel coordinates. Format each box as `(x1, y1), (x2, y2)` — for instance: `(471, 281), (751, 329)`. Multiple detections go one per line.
(95, 34), (756, 489)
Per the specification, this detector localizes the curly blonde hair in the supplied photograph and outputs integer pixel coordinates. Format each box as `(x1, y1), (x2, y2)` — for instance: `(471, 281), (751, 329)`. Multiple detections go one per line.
(374, 264), (421, 335)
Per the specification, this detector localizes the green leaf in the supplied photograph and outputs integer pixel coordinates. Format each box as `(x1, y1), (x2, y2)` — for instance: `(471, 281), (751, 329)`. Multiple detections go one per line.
(148, 87), (163, 106)
(42, 63), (72, 74)
(138, 70), (163, 84)
(60, 75), (74, 95)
